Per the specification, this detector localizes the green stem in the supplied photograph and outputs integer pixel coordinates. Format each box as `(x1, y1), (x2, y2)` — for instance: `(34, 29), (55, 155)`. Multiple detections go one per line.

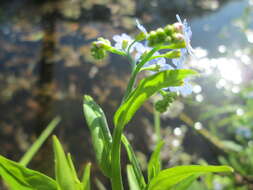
(110, 46), (161, 190)
(122, 65), (137, 102)
(127, 40), (138, 69)
(111, 125), (124, 190)
(153, 105), (161, 143)
(122, 47), (160, 102)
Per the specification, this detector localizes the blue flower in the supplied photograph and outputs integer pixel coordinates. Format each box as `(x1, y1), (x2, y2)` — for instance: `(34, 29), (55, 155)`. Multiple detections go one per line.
(113, 33), (135, 52)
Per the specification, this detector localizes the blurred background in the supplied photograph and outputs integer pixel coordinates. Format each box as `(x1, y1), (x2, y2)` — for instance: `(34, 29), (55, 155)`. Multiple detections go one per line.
(0, 0), (253, 189)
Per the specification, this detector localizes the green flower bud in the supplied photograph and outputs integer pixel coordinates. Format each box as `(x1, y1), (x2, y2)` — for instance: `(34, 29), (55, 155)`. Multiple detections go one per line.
(164, 25), (175, 36)
(91, 44), (107, 59)
(173, 22), (183, 33)
(155, 92), (177, 113)
(135, 32), (147, 41)
(165, 36), (172, 43)
(156, 28), (166, 43)
(172, 33), (184, 43)
(91, 37), (111, 59)
(147, 31), (156, 46)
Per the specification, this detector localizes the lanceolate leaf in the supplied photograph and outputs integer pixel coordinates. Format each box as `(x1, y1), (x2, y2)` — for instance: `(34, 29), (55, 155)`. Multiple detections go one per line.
(83, 95), (112, 177)
(148, 141), (165, 182)
(127, 164), (141, 190)
(170, 174), (200, 190)
(122, 135), (146, 189)
(81, 162), (91, 190)
(148, 165), (233, 190)
(53, 136), (79, 190)
(0, 155), (58, 190)
(114, 69), (197, 127)
(67, 153), (80, 183)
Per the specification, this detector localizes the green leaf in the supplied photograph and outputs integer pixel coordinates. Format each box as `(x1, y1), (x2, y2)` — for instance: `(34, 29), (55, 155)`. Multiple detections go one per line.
(148, 165), (233, 190)
(114, 69), (197, 127)
(52, 135), (79, 190)
(127, 165), (141, 190)
(67, 153), (80, 183)
(122, 135), (146, 189)
(0, 155), (58, 190)
(186, 180), (207, 190)
(81, 162), (91, 190)
(19, 116), (61, 166)
(148, 141), (165, 182)
(170, 174), (200, 190)
(83, 95), (112, 177)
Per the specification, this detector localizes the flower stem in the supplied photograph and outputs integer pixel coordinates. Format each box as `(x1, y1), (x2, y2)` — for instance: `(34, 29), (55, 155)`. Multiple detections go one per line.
(111, 46), (160, 190)
(111, 125), (124, 190)
(153, 104), (161, 142)
(122, 47), (160, 102)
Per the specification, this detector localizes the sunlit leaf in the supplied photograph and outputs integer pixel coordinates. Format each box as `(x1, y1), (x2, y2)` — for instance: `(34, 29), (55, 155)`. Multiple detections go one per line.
(83, 95), (112, 177)
(67, 153), (80, 183)
(127, 164), (141, 190)
(114, 69), (198, 127)
(170, 174), (200, 190)
(52, 135), (79, 190)
(81, 162), (91, 190)
(148, 165), (233, 190)
(0, 155), (58, 190)
(122, 135), (146, 189)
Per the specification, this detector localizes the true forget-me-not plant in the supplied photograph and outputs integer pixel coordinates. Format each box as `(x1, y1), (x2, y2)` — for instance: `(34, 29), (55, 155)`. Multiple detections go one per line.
(88, 15), (233, 190)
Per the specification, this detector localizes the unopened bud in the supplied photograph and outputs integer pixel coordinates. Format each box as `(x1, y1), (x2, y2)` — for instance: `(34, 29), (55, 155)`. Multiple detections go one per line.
(165, 36), (172, 43)
(135, 32), (147, 41)
(172, 33), (184, 42)
(173, 22), (183, 33)
(164, 25), (174, 36)
(91, 38), (111, 59)
(156, 28), (166, 43)
(91, 46), (107, 59)
(93, 41), (104, 48)
(155, 92), (177, 113)
(147, 31), (157, 46)
(147, 31), (156, 41)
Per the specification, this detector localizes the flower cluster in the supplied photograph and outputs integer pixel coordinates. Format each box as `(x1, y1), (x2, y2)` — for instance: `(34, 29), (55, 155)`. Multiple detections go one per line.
(91, 37), (111, 59)
(155, 92), (177, 113)
(91, 15), (194, 96)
